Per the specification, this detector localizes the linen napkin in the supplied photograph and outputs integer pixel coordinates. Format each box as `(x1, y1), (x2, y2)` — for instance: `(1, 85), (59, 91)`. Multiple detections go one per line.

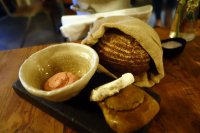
(60, 5), (152, 41)
(82, 16), (164, 88)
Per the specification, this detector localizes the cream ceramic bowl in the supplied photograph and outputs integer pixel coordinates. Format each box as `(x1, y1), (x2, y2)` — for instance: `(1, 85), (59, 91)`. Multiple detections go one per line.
(19, 43), (99, 102)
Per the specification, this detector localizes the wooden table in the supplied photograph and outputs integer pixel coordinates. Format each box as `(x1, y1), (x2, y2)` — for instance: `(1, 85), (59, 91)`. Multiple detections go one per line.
(0, 24), (200, 133)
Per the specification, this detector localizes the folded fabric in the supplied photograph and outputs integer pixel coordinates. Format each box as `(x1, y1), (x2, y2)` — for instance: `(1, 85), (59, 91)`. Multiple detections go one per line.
(82, 16), (164, 87)
(71, 0), (132, 15)
(60, 5), (152, 41)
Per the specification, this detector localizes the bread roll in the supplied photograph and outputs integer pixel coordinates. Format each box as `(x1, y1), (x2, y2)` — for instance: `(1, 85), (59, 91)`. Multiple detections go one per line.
(94, 28), (151, 76)
(82, 16), (165, 87)
(90, 73), (159, 133)
(99, 85), (160, 133)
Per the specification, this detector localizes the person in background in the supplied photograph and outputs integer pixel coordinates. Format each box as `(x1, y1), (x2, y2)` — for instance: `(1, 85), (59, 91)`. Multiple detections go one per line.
(152, 0), (177, 27)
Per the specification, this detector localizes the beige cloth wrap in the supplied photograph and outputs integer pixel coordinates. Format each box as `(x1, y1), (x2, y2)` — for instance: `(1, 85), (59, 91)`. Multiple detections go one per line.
(82, 16), (164, 87)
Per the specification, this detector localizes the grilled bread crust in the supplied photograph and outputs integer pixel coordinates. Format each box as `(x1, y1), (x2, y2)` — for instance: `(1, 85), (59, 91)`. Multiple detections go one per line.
(94, 29), (150, 76)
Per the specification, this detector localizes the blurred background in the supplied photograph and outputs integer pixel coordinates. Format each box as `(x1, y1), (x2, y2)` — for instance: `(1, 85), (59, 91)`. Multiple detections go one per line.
(0, 0), (177, 50)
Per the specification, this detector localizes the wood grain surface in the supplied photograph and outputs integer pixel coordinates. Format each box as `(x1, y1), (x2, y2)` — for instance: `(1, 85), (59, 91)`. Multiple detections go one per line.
(150, 27), (200, 133)
(0, 45), (65, 133)
(0, 22), (200, 133)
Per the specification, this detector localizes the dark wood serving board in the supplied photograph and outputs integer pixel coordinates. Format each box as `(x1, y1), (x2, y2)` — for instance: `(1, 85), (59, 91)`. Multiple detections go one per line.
(13, 72), (160, 133)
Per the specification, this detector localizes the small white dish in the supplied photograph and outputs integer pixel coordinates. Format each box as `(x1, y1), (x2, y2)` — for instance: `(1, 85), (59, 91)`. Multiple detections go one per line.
(19, 43), (99, 102)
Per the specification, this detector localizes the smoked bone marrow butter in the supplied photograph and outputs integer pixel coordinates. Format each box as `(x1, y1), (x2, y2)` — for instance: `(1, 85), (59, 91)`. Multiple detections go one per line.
(44, 72), (79, 91)
(82, 16), (164, 87)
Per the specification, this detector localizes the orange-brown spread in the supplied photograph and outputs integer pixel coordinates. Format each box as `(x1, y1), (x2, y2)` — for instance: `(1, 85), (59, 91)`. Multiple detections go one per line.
(44, 72), (79, 91)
